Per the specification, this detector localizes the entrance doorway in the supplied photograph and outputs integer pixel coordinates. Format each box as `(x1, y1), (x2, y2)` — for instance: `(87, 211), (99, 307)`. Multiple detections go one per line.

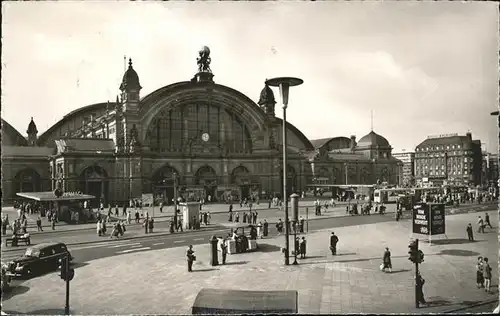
(152, 165), (180, 205)
(79, 165), (108, 208)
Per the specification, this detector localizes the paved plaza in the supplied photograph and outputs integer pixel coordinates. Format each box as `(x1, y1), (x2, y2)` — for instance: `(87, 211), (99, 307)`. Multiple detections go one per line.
(2, 211), (497, 314)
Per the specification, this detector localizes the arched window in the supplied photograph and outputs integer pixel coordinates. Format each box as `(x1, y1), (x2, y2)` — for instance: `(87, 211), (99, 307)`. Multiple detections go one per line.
(79, 165), (108, 207)
(151, 166), (180, 205)
(15, 169), (41, 193)
(231, 166), (251, 185)
(195, 165), (218, 186)
(147, 104), (253, 154)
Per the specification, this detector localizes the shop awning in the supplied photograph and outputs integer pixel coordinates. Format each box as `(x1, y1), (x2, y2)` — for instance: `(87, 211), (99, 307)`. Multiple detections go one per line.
(16, 192), (95, 202)
(191, 289), (298, 314)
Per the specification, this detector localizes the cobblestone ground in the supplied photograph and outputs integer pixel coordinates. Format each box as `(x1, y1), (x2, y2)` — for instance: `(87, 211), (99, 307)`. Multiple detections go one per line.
(1, 212), (497, 315)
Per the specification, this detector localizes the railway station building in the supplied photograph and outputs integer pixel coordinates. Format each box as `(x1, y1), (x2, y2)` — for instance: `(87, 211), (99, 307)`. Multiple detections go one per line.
(1, 49), (402, 206)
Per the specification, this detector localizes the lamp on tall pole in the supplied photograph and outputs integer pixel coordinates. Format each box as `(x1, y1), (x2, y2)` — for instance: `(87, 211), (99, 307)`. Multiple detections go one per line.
(266, 77), (303, 266)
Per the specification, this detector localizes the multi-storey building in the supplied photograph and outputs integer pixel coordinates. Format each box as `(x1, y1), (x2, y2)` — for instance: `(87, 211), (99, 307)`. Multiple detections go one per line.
(1, 47), (402, 206)
(392, 151), (415, 187)
(484, 153), (499, 186)
(414, 133), (483, 186)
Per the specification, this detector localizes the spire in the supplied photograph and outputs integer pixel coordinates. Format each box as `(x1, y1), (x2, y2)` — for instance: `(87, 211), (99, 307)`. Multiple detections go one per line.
(370, 110), (374, 132)
(119, 57), (142, 91)
(258, 81), (276, 117)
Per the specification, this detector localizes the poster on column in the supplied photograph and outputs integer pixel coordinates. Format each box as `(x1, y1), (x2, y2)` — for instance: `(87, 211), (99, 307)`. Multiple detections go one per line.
(412, 203), (446, 235)
(412, 203), (430, 235)
(429, 203), (446, 235)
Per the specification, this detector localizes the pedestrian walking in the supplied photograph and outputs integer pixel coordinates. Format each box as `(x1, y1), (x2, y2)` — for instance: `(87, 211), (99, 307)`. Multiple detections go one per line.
(51, 219), (56, 230)
(36, 216), (43, 232)
(477, 216), (485, 233)
(299, 216), (305, 233)
(466, 223), (474, 241)
(476, 256), (484, 288)
(235, 212), (240, 223)
(299, 237), (307, 259)
(126, 210), (131, 224)
(330, 232), (339, 255)
(220, 240), (228, 265)
(263, 219), (269, 237)
(243, 212), (247, 223)
(485, 213), (493, 229)
(115, 204), (119, 216)
(483, 257), (492, 293)
(21, 218), (28, 234)
(186, 245), (196, 272)
(381, 247), (392, 273)
(135, 210), (140, 223)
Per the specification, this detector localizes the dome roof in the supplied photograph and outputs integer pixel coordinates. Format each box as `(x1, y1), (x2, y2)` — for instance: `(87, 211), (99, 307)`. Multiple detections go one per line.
(357, 131), (390, 147)
(257, 84), (276, 106)
(27, 117), (38, 135)
(119, 58), (142, 91)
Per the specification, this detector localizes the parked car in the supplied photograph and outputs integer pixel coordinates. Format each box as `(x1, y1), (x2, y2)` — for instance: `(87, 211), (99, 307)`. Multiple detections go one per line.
(6, 242), (73, 279)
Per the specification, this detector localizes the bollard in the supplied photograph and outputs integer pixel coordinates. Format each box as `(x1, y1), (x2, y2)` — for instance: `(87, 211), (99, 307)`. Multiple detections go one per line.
(210, 235), (219, 266)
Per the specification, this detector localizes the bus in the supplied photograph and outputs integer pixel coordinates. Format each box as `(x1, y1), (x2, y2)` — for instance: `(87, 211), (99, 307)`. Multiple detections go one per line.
(373, 188), (412, 204)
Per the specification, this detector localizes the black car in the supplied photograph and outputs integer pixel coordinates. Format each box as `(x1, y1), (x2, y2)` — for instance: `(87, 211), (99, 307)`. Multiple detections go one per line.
(6, 242), (73, 278)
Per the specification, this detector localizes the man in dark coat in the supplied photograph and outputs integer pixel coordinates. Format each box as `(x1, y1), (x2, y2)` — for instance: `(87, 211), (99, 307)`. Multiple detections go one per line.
(263, 219), (269, 237)
(221, 241), (228, 265)
(330, 232), (339, 255)
(466, 223), (474, 241)
(416, 272), (426, 306)
(300, 237), (307, 258)
(186, 245), (195, 272)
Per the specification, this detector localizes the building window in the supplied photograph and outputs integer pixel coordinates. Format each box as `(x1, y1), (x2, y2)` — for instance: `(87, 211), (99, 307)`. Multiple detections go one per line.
(464, 170), (468, 174)
(446, 145), (449, 149)
(464, 157), (468, 162)
(457, 145), (461, 148)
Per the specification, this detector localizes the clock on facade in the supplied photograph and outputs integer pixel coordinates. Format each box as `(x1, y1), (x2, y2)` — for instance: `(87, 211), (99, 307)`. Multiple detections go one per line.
(202, 133), (210, 142)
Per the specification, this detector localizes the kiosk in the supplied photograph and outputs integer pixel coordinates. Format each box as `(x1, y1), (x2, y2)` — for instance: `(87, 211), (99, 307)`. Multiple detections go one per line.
(180, 202), (200, 230)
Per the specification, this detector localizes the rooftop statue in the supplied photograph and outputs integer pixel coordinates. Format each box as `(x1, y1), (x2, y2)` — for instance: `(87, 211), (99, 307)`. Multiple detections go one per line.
(197, 46), (212, 73)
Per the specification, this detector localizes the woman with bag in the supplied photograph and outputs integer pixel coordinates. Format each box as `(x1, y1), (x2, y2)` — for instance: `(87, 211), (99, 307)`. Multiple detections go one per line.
(381, 247), (392, 273)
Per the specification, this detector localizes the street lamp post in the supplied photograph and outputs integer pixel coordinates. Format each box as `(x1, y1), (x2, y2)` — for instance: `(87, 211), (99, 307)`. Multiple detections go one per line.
(266, 77), (303, 266)
(173, 172), (178, 226)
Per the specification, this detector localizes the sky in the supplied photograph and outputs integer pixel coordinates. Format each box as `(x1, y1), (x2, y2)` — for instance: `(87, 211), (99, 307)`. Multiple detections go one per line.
(2, 1), (499, 153)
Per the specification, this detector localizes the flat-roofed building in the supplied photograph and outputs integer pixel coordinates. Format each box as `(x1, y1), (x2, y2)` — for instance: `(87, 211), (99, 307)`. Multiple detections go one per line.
(414, 132), (483, 186)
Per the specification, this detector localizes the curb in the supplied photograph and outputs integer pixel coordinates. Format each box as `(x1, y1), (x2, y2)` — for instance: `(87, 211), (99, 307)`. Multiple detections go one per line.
(443, 298), (498, 313)
(14, 203), (494, 236)
(1, 225), (225, 252)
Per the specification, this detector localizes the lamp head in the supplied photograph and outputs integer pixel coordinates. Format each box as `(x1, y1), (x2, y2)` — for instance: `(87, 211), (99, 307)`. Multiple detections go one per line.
(265, 77), (303, 109)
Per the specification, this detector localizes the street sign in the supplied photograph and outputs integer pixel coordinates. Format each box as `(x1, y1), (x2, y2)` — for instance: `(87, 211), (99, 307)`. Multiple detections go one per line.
(412, 203), (446, 236)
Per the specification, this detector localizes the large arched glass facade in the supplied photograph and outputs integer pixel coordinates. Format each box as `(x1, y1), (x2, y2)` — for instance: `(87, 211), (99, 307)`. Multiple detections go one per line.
(146, 103), (252, 154)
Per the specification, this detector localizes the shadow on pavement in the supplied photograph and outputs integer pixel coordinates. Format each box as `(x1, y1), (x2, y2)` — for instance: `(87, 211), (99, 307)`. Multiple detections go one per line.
(461, 300), (482, 306)
(24, 308), (67, 315)
(438, 249), (481, 257)
(335, 252), (357, 256)
(193, 268), (219, 272)
(223, 261), (249, 266)
(388, 269), (411, 274)
(257, 244), (281, 253)
(1, 285), (30, 301)
(426, 238), (485, 245)
(72, 262), (89, 269)
(301, 255), (326, 260)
